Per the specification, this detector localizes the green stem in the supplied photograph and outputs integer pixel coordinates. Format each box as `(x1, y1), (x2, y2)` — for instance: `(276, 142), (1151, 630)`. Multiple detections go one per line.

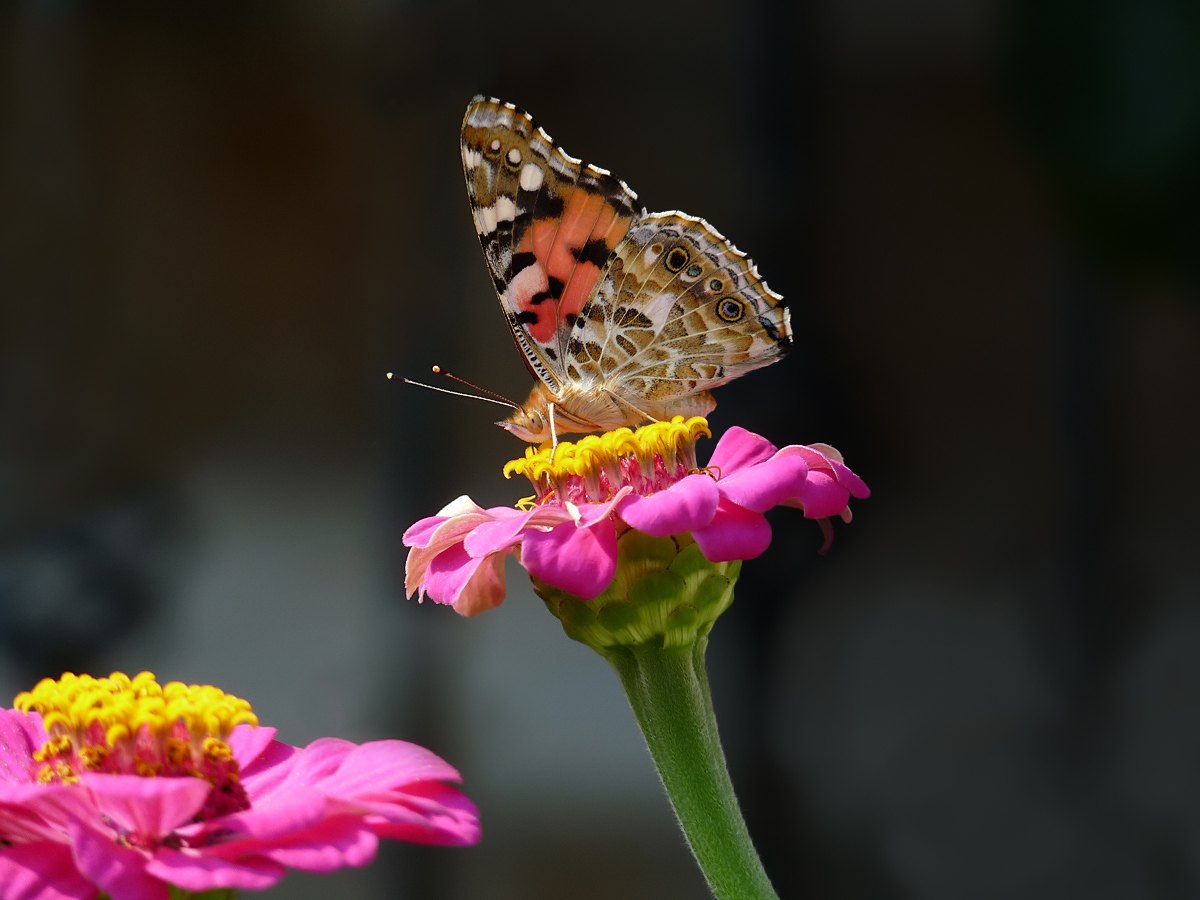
(604, 638), (779, 900)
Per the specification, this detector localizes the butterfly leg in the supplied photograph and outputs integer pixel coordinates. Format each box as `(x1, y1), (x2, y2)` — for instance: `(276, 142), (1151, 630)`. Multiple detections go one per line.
(604, 390), (661, 426)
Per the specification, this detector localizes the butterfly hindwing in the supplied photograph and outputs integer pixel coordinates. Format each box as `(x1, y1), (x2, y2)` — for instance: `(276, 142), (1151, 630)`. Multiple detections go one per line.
(566, 212), (791, 410)
(461, 97), (643, 393)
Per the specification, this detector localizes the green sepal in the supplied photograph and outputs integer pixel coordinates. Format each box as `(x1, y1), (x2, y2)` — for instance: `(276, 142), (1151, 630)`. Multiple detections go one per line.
(532, 529), (740, 652)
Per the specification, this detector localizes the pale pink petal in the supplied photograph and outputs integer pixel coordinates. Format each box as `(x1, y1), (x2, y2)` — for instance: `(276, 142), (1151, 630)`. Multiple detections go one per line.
(717, 452), (809, 513)
(618, 475), (720, 536)
(462, 506), (567, 558)
(707, 426), (777, 475)
(795, 470), (852, 519)
(144, 847), (285, 892)
(404, 506), (500, 597)
(0, 842), (97, 900)
(227, 724), (277, 771)
(571, 486), (633, 528)
(692, 500), (772, 562)
(522, 518), (618, 599)
(0, 711), (46, 785)
(81, 775), (210, 840)
(67, 818), (167, 900)
(423, 544), (504, 608)
(401, 515), (450, 549)
(829, 459), (871, 498)
(451, 551), (508, 616)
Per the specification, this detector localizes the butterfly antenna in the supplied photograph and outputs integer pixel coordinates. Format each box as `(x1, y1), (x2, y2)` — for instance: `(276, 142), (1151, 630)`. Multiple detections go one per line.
(387, 371), (519, 410)
(429, 366), (521, 408)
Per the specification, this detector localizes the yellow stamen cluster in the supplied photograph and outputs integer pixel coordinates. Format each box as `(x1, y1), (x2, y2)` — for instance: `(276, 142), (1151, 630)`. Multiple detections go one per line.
(504, 417), (711, 488)
(15, 671), (258, 748)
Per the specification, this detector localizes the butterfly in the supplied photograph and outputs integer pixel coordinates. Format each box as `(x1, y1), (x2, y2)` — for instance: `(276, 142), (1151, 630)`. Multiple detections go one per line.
(461, 96), (791, 444)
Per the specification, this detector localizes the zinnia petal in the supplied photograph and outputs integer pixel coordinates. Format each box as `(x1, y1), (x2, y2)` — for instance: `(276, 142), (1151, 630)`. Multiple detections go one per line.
(794, 470), (853, 519)
(0, 711), (46, 785)
(81, 775), (210, 841)
(143, 848), (285, 892)
(706, 426), (777, 475)
(692, 500), (773, 562)
(423, 544), (505, 609)
(522, 517), (618, 600)
(716, 451), (809, 513)
(67, 818), (167, 900)
(0, 842), (97, 900)
(617, 474), (720, 536)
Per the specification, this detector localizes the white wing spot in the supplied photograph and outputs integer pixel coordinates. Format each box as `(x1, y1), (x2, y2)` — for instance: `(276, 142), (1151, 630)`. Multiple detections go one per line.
(519, 163), (544, 191)
(489, 138), (501, 152)
(507, 147), (521, 165)
(476, 205), (498, 234)
(495, 196), (517, 222)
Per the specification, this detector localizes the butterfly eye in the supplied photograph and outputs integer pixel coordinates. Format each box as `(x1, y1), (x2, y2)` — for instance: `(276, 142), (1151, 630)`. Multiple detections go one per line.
(664, 247), (689, 272)
(717, 298), (745, 323)
(528, 411), (543, 430)
(685, 264), (703, 278)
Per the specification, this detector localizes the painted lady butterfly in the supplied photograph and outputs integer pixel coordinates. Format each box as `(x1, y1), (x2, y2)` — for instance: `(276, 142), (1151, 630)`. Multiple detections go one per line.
(462, 96), (792, 443)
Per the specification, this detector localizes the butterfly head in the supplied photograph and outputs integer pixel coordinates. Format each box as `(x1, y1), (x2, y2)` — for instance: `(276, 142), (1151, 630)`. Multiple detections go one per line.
(497, 405), (551, 443)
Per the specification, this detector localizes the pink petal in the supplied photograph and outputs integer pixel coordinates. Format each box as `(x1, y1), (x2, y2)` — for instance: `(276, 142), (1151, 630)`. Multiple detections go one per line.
(829, 459), (871, 499)
(462, 506), (567, 558)
(452, 551), (508, 616)
(522, 517), (618, 600)
(423, 544), (505, 608)
(707, 427), (777, 475)
(692, 500), (773, 562)
(0, 798), (70, 844)
(239, 740), (301, 800)
(571, 486), (633, 528)
(364, 781), (480, 846)
(717, 452), (809, 513)
(67, 818), (167, 900)
(250, 737), (356, 798)
(197, 789), (330, 846)
(404, 505), (501, 597)
(227, 724), (277, 771)
(617, 475), (720, 536)
(260, 817), (378, 871)
(401, 515), (450, 549)
(80, 775), (210, 840)
(0, 711), (46, 785)
(313, 741), (462, 797)
(795, 471), (852, 519)
(0, 843), (98, 900)
(144, 847), (285, 892)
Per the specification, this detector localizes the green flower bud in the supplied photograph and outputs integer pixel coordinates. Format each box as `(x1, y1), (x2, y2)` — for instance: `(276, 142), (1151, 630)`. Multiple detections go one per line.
(531, 529), (741, 653)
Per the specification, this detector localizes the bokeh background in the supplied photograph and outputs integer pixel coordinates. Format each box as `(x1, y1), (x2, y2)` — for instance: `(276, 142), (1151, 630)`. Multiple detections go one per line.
(2, 0), (1199, 897)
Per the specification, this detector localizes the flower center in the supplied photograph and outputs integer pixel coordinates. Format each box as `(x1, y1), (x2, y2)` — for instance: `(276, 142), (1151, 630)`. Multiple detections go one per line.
(15, 671), (258, 820)
(504, 416), (711, 505)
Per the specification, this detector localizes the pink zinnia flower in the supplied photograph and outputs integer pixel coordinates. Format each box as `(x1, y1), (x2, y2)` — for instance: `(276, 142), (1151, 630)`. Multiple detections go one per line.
(403, 418), (869, 616)
(0, 672), (478, 900)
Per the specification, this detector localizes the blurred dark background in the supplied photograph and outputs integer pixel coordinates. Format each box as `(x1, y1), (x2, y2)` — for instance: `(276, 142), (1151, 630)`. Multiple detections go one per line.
(2, 0), (1199, 897)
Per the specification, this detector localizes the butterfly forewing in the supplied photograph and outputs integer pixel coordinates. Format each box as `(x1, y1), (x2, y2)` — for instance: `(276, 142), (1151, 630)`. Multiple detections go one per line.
(461, 97), (643, 393)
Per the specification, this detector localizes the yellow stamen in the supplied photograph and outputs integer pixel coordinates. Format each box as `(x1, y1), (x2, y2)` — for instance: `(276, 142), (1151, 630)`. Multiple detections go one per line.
(14, 672), (259, 747)
(503, 417), (711, 488)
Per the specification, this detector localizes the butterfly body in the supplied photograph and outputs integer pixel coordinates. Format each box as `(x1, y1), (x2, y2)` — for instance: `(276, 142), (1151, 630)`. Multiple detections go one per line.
(462, 97), (791, 443)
